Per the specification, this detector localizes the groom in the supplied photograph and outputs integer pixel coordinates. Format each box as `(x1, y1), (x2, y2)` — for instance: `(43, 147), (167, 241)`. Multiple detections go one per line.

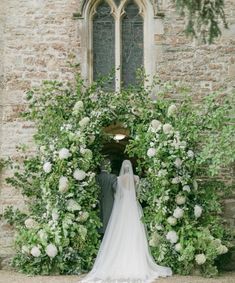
(96, 159), (117, 234)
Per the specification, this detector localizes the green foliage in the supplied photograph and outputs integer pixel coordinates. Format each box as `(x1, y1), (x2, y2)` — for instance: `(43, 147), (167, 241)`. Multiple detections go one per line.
(173, 0), (228, 43)
(4, 73), (234, 276)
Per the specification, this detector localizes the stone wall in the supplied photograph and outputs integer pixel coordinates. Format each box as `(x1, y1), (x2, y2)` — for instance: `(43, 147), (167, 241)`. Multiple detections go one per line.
(0, 0), (234, 270)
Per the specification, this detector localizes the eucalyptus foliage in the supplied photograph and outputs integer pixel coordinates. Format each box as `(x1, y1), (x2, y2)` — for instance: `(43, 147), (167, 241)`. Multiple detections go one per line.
(3, 74), (234, 276)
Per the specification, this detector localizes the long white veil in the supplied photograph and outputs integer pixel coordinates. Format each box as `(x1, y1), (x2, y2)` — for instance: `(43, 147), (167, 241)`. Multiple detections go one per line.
(81, 160), (172, 283)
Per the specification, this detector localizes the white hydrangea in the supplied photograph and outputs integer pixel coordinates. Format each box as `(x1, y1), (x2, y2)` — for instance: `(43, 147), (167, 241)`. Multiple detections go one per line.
(174, 243), (182, 252)
(58, 176), (69, 193)
(194, 204), (203, 218)
(21, 245), (30, 254)
(24, 218), (38, 229)
(166, 230), (178, 244)
(175, 195), (186, 205)
(58, 148), (70, 159)
(73, 169), (86, 181)
(174, 158), (183, 168)
(157, 169), (168, 177)
(180, 141), (187, 149)
(187, 150), (194, 158)
(167, 104), (177, 116)
(79, 117), (90, 128)
(43, 162), (52, 173)
(45, 244), (58, 258)
(171, 176), (181, 184)
(217, 244), (228, 255)
(149, 232), (160, 247)
(183, 185), (191, 192)
(195, 253), (206, 265)
(163, 123), (173, 135)
(150, 119), (162, 132)
(173, 207), (184, 219)
(73, 101), (84, 113)
(78, 211), (89, 222)
(147, 148), (156, 158)
(52, 210), (59, 221)
(38, 229), (48, 241)
(31, 246), (41, 257)
(67, 199), (81, 212)
(167, 216), (177, 226)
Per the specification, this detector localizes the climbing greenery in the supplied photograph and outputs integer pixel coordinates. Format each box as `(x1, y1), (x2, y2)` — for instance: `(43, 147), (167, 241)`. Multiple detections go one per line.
(3, 74), (234, 276)
(173, 0), (228, 43)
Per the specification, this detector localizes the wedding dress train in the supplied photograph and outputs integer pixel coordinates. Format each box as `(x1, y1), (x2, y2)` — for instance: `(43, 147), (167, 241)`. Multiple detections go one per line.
(81, 160), (172, 283)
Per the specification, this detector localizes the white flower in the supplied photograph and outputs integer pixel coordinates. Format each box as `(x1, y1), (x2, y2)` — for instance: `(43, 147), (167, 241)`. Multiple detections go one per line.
(183, 185), (191, 192)
(171, 176), (181, 184)
(73, 169), (86, 181)
(166, 231), (178, 244)
(180, 141), (187, 149)
(79, 117), (90, 128)
(194, 205), (203, 218)
(175, 195), (186, 205)
(78, 225), (88, 240)
(173, 207), (184, 219)
(59, 176), (69, 193)
(31, 246), (41, 257)
(73, 101), (84, 113)
(163, 123), (173, 135)
(157, 169), (168, 177)
(52, 210), (59, 221)
(149, 232), (160, 247)
(78, 211), (89, 222)
(150, 120), (162, 131)
(187, 150), (194, 158)
(40, 145), (46, 153)
(21, 245), (30, 254)
(38, 230), (48, 241)
(147, 148), (156, 158)
(217, 245), (228, 255)
(67, 199), (81, 212)
(43, 162), (52, 173)
(167, 216), (177, 226)
(174, 158), (183, 168)
(24, 218), (38, 229)
(195, 253), (206, 265)
(167, 104), (177, 116)
(45, 244), (58, 258)
(59, 148), (70, 159)
(174, 243), (182, 252)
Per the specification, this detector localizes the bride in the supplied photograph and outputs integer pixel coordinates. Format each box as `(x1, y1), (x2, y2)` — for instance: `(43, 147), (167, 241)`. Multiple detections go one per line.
(81, 160), (172, 283)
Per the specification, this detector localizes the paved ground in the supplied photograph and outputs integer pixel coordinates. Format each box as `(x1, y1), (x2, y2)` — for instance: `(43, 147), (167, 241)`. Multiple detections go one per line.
(0, 271), (235, 283)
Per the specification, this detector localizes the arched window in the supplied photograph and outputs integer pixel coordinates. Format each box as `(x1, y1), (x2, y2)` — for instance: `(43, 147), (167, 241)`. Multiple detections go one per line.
(78, 0), (157, 91)
(92, 0), (144, 90)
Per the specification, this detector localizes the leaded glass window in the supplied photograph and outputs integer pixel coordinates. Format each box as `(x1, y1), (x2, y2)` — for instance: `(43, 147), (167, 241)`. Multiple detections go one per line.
(92, 0), (144, 90)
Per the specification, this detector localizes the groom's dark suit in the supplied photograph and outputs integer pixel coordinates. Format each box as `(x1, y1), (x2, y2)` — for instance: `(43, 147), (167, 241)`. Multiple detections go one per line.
(96, 170), (117, 234)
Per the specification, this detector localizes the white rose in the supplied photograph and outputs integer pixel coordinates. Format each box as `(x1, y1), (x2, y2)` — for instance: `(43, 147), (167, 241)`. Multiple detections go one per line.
(67, 199), (81, 212)
(59, 176), (69, 193)
(187, 150), (194, 158)
(175, 195), (186, 205)
(194, 205), (203, 218)
(43, 162), (52, 173)
(150, 120), (162, 131)
(167, 104), (177, 116)
(163, 123), (173, 135)
(21, 245), (30, 254)
(195, 253), (206, 265)
(171, 176), (181, 184)
(73, 169), (86, 181)
(167, 216), (177, 226)
(24, 218), (38, 229)
(174, 158), (183, 168)
(183, 185), (191, 192)
(45, 244), (58, 258)
(58, 148), (70, 159)
(166, 231), (178, 244)
(147, 148), (156, 158)
(217, 245), (228, 255)
(174, 243), (182, 252)
(31, 246), (41, 257)
(79, 117), (90, 128)
(173, 207), (184, 219)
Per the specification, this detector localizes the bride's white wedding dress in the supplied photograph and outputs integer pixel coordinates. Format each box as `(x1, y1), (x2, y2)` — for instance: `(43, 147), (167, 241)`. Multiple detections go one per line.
(81, 160), (172, 283)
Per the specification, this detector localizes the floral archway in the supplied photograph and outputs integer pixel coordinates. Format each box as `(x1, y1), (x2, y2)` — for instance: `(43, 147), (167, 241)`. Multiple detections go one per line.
(4, 75), (231, 276)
